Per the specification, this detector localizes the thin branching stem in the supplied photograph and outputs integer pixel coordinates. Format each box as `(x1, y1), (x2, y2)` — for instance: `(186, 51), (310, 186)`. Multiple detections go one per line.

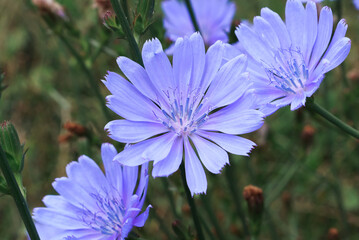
(184, 0), (201, 33)
(56, 33), (112, 121)
(225, 161), (250, 238)
(110, 0), (143, 66)
(201, 194), (226, 240)
(0, 146), (40, 240)
(306, 98), (359, 139)
(180, 163), (205, 240)
(161, 178), (180, 219)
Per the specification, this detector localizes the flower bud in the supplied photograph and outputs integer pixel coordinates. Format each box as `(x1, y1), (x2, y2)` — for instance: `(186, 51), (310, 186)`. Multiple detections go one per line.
(328, 228), (340, 240)
(32, 0), (67, 19)
(93, 0), (114, 19)
(63, 121), (87, 137)
(347, 68), (359, 83)
(301, 125), (316, 147)
(0, 121), (24, 173)
(243, 185), (264, 216)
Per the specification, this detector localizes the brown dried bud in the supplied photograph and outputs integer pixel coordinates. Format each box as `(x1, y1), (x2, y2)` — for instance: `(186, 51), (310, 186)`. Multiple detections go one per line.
(63, 122), (87, 137)
(301, 125), (316, 147)
(328, 228), (340, 240)
(93, 0), (114, 19)
(347, 68), (359, 83)
(243, 185), (264, 216)
(32, 0), (66, 18)
(181, 203), (190, 215)
(58, 132), (74, 143)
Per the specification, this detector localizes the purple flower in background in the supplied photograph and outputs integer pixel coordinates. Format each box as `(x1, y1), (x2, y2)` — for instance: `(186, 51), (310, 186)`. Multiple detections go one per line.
(104, 33), (263, 195)
(235, 0), (351, 111)
(300, 0), (323, 2)
(33, 143), (150, 240)
(162, 0), (235, 46)
(354, 0), (359, 10)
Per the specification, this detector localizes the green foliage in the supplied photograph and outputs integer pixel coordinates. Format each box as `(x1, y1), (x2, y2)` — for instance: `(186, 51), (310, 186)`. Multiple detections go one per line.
(1, 0), (359, 239)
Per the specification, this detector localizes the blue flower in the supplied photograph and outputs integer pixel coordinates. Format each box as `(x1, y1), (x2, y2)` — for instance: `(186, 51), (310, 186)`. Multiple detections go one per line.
(354, 0), (359, 10)
(104, 33), (264, 195)
(162, 0), (235, 46)
(235, 0), (351, 111)
(32, 143), (151, 240)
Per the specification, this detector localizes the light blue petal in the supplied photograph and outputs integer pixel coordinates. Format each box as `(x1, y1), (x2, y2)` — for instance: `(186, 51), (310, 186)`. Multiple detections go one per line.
(285, 0), (305, 49)
(309, 7), (333, 72)
(253, 16), (280, 49)
(303, 1), (318, 63)
(206, 54), (249, 108)
(198, 40), (225, 95)
(152, 137), (183, 177)
(271, 95), (295, 108)
(190, 134), (229, 174)
(66, 156), (110, 195)
(104, 72), (160, 122)
(305, 75), (324, 97)
(173, 37), (193, 97)
(184, 137), (207, 196)
(196, 130), (256, 156)
(142, 133), (178, 163)
(52, 177), (98, 211)
(101, 143), (122, 193)
(105, 120), (168, 143)
(114, 138), (159, 166)
(322, 37), (351, 73)
(33, 208), (85, 229)
(41, 195), (78, 211)
(325, 19), (348, 57)
(290, 91), (306, 110)
(116, 57), (159, 102)
(188, 33), (206, 92)
(236, 25), (273, 63)
(122, 165), (139, 207)
(133, 205), (152, 227)
(142, 38), (175, 93)
(203, 109), (264, 135)
(261, 7), (291, 49)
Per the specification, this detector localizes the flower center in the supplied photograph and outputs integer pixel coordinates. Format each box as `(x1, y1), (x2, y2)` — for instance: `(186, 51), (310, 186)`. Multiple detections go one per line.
(157, 90), (210, 136)
(264, 49), (308, 94)
(80, 193), (125, 236)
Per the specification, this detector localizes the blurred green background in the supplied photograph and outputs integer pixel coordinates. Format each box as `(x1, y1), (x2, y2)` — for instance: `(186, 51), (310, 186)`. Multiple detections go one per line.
(1, 0), (359, 239)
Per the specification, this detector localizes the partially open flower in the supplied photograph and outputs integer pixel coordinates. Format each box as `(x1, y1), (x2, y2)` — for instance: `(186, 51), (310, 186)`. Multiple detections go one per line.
(93, 0), (114, 20)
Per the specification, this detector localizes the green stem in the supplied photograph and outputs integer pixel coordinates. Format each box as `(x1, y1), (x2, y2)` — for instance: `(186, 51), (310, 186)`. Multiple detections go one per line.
(179, 163), (205, 240)
(110, 0), (143, 66)
(198, 213), (216, 240)
(161, 178), (180, 219)
(224, 161), (250, 238)
(200, 194), (226, 240)
(306, 98), (359, 139)
(184, 0), (201, 33)
(0, 146), (40, 240)
(56, 33), (112, 121)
